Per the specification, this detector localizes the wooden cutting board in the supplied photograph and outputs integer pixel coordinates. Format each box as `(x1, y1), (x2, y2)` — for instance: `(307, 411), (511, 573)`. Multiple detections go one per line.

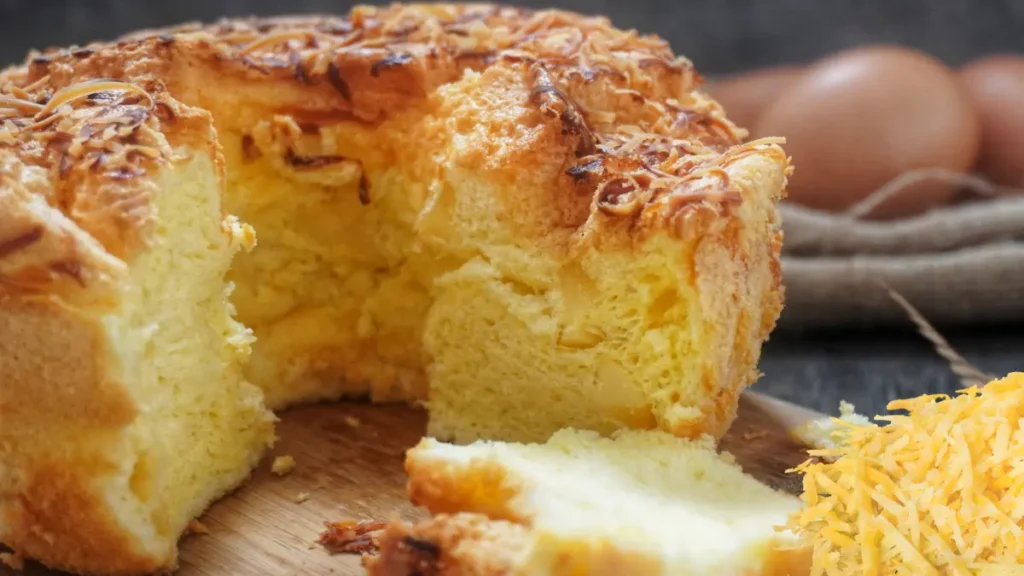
(1, 391), (825, 576)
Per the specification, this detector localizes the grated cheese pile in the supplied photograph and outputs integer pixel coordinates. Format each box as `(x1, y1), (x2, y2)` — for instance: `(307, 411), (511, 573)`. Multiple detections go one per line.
(786, 372), (1024, 576)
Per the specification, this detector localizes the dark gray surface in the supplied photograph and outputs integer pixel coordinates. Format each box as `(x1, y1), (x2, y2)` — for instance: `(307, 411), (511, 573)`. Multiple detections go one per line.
(0, 1), (1021, 416)
(757, 326), (1021, 416)
(1, 0), (1024, 72)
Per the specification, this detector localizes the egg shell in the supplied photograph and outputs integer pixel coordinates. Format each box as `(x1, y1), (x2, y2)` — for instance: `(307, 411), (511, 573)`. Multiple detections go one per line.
(704, 65), (805, 133)
(959, 55), (1024, 188)
(754, 45), (980, 219)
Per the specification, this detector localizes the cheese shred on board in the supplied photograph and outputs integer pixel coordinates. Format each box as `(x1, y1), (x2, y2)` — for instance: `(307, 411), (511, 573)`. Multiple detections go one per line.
(786, 372), (1024, 576)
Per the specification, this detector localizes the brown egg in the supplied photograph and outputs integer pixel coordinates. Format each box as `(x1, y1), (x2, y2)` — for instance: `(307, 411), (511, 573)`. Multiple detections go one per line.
(959, 55), (1024, 188)
(705, 65), (805, 133)
(754, 45), (980, 219)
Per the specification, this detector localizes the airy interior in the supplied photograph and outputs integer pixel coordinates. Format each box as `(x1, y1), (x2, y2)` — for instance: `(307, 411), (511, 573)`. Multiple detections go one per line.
(217, 116), (441, 410)
(213, 113), (712, 442)
(115, 148), (274, 543)
(412, 429), (805, 574)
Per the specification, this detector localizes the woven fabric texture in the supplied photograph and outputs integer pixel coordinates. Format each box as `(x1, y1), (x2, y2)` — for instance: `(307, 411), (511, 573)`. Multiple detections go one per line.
(778, 197), (1024, 330)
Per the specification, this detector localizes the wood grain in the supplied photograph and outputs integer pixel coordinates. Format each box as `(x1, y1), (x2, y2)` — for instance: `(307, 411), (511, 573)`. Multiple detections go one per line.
(1, 392), (822, 576)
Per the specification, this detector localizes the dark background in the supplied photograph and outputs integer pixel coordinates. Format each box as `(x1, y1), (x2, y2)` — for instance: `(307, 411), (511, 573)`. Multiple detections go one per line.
(3, 0), (1024, 74)
(1, 0), (1021, 416)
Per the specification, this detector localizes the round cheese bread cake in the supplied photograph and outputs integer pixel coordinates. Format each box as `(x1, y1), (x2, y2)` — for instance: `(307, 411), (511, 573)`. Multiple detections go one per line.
(0, 3), (788, 574)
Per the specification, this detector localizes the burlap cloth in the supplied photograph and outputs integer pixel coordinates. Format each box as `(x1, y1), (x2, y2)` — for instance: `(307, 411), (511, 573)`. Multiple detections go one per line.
(777, 191), (1024, 331)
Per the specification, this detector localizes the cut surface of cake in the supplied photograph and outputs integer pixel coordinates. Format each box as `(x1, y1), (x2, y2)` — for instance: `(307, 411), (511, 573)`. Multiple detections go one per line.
(0, 3), (789, 573)
(367, 429), (811, 575)
(787, 372), (1024, 575)
(0, 82), (275, 574)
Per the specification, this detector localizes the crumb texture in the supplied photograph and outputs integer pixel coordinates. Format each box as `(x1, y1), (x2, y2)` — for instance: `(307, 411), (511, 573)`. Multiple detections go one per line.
(271, 455), (297, 476)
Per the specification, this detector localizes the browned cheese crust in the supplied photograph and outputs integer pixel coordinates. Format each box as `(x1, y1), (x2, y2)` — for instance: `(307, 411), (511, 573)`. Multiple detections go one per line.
(0, 3), (787, 574)
(9, 3), (787, 256)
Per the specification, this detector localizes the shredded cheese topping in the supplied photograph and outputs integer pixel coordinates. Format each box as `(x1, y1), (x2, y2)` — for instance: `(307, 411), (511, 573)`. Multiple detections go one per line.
(157, 5), (775, 216)
(238, 30), (328, 55)
(37, 79), (154, 118)
(0, 95), (43, 115)
(0, 76), (166, 186)
(2, 4), (793, 227)
(787, 372), (1024, 575)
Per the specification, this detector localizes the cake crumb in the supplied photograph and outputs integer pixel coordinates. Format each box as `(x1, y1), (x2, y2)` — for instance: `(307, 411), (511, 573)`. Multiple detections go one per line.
(792, 400), (873, 456)
(272, 455), (296, 476)
(0, 551), (24, 571)
(742, 429), (767, 441)
(294, 492), (311, 504)
(188, 519), (210, 535)
(344, 415), (361, 428)
(318, 520), (387, 555)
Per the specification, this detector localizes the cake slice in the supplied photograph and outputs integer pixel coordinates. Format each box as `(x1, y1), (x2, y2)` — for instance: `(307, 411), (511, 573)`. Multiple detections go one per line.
(0, 82), (275, 574)
(368, 429), (811, 575)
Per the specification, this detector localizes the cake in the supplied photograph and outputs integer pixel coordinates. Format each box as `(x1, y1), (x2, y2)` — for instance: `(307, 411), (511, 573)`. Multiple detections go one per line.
(366, 428), (811, 575)
(0, 4), (788, 574)
(787, 372), (1024, 574)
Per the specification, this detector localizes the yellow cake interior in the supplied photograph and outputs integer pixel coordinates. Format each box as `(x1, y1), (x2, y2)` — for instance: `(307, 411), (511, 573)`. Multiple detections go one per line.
(176, 63), (774, 444)
(217, 114), (439, 409)
(109, 147), (274, 547)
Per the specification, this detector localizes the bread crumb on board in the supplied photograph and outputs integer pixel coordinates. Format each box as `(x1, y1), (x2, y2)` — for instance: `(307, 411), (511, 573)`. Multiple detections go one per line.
(344, 415), (361, 428)
(293, 492), (311, 504)
(271, 455), (296, 476)
(742, 429), (767, 441)
(791, 400), (871, 455)
(0, 551), (24, 571)
(188, 519), (211, 535)
(318, 520), (387, 555)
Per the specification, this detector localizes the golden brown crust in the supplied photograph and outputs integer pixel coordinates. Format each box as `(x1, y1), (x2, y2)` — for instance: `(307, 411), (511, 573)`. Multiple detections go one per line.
(2, 454), (162, 576)
(0, 70), (220, 299)
(1, 78), (161, 256)
(0, 299), (165, 575)
(406, 451), (527, 524)
(5, 3), (787, 263)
